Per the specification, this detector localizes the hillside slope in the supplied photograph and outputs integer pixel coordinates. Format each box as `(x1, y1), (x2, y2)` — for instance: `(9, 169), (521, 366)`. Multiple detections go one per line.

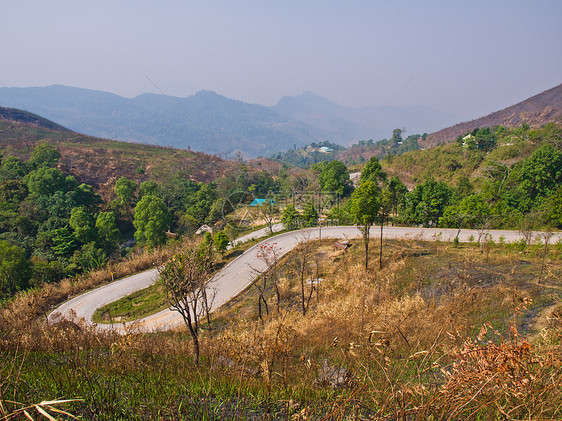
(0, 106), (69, 131)
(0, 108), (234, 194)
(424, 84), (562, 147)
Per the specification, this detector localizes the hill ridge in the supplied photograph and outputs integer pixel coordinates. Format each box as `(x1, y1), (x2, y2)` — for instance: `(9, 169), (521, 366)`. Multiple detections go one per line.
(0, 106), (70, 132)
(424, 83), (562, 147)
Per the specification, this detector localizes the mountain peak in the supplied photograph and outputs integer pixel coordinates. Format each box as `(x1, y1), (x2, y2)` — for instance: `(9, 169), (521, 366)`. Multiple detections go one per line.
(275, 91), (335, 108)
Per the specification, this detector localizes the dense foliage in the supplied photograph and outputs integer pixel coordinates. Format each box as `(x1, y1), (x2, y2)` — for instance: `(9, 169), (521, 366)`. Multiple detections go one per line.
(1, 123), (561, 298)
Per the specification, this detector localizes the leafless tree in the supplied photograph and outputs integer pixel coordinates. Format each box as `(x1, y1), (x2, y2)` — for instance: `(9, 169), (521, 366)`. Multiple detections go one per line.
(158, 243), (215, 364)
(476, 218), (493, 254)
(539, 229), (555, 284)
(293, 232), (316, 316)
(255, 242), (282, 312)
(256, 199), (279, 235)
(519, 214), (538, 247)
(482, 161), (510, 200)
(249, 262), (269, 321)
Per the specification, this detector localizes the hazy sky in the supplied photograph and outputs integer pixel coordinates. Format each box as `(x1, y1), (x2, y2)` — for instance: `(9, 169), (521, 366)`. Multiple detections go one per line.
(2, 0), (561, 120)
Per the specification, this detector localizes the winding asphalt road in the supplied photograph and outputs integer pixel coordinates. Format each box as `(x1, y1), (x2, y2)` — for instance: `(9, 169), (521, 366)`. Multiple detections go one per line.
(49, 225), (560, 332)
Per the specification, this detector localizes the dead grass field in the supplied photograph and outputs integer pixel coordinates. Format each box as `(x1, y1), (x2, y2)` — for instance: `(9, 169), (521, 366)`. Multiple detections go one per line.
(1, 238), (561, 420)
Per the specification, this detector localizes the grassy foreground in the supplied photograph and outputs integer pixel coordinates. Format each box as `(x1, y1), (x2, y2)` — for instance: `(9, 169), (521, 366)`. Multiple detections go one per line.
(1, 238), (561, 420)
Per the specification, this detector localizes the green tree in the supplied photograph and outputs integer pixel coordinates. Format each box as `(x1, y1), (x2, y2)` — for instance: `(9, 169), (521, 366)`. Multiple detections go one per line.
(31, 141), (61, 168)
(214, 231), (229, 255)
(317, 160), (351, 196)
(281, 204), (301, 230)
(387, 175), (408, 217)
(51, 225), (78, 257)
(133, 195), (172, 246)
(0, 240), (32, 295)
(402, 178), (452, 227)
(139, 181), (159, 197)
(75, 183), (102, 210)
(114, 177), (137, 206)
(178, 213), (199, 236)
(474, 127), (497, 152)
(391, 128), (403, 144)
(349, 180), (381, 270)
(69, 207), (96, 243)
(302, 202), (319, 227)
(0, 156), (29, 180)
(70, 242), (108, 272)
(441, 194), (491, 237)
(456, 175), (474, 199)
(518, 144), (562, 206)
(185, 183), (216, 225)
(24, 167), (68, 197)
(327, 203), (353, 225)
(543, 186), (562, 228)
(360, 156), (387, 186)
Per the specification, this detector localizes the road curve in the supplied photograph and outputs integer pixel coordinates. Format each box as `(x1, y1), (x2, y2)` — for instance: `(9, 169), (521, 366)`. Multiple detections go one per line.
(49, 226), (559, 332)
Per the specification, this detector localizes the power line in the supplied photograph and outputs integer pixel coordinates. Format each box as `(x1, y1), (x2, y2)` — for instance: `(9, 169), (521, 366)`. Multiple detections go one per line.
(344, 72), (419, 147)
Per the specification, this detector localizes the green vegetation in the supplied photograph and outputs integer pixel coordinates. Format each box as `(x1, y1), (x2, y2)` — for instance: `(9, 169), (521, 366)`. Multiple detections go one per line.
(269, 140), (345, 167)
(93, 281), (168, 323)
(1, 120), (561, 300)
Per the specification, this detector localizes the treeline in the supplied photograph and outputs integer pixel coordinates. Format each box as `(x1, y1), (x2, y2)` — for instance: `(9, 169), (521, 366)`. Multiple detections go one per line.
(269, 129), (424, 169)
(2, 123), (560, 297)
(341, 123), (562, 231)
(269, 141), (345, 167)
(344, 128), (424, 166)
(0, 141), (324, 297)
(278, 124), (562, 234)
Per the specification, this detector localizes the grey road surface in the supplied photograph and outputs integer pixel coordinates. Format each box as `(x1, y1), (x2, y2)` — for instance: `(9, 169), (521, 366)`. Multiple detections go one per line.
(49, 226), (559, 332)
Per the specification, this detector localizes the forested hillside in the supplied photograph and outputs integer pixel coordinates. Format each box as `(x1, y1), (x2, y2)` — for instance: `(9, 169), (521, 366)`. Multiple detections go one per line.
(0, 113), (280, 297)
(1, 104), (561, 301)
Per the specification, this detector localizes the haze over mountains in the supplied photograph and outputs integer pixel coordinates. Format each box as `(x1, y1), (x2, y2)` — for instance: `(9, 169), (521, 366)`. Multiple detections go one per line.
(0, 85), (459, 158)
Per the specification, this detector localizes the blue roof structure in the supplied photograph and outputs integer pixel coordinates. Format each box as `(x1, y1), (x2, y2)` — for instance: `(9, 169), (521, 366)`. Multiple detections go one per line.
(250, 198), (275, 206)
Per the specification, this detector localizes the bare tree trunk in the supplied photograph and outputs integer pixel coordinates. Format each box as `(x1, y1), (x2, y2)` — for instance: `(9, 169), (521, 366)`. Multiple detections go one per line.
(539, 231), (554, 284)
(274, 283), (281, 313)
(362, 225), (371, 270)
(379, 219), (384, 270)
(188, 325), (200, 365)
(180, 305), (200, 365)
(201, 287), (212, 329)
(300, 267), (306, 316)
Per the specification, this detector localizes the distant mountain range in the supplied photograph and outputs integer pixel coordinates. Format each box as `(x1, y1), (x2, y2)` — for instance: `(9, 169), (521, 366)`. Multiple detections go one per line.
(423, 83), (562, 148)
(0, 85), (459, 158)
(273, 91), (460, 145)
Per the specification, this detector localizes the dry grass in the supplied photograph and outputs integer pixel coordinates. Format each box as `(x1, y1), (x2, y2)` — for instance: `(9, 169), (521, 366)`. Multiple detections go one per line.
(1, 239), (561, 419)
